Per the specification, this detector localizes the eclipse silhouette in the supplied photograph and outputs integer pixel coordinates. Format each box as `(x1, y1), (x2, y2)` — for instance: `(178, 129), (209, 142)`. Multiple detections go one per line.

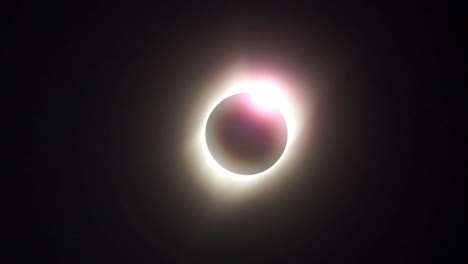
(205, 93), (288, 175)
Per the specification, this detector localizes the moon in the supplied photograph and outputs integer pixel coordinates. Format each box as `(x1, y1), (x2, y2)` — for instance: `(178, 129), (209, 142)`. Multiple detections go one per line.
(205, 93), (288, 175)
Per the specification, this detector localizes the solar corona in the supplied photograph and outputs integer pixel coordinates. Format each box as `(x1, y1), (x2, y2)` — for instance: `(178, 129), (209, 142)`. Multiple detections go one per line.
(186, 70), (309, 201)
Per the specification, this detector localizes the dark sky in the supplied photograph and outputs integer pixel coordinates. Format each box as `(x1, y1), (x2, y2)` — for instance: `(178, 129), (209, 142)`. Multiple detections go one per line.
(6, 2), (456, 263)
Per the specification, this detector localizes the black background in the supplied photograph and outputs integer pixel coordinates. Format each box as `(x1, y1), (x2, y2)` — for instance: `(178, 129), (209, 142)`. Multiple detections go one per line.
(6, 2), (457, 263)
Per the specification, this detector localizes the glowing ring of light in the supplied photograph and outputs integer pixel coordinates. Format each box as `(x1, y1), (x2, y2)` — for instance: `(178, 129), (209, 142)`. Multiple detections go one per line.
(204, 80), (289, 176)
(199, 79), (300, 180)
(186, 70), (308, 201)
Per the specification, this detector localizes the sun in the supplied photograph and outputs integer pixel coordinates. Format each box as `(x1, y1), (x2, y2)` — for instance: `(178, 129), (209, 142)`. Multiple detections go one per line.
(202, 78), (294, 178)
(185, 69), (310, 202)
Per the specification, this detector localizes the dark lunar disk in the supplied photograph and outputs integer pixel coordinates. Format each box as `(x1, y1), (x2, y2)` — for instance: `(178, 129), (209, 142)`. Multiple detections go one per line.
(205, 93), (288, 175)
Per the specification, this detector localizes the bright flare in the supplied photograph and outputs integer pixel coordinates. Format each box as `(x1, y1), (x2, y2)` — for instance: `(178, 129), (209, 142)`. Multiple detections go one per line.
(249, 79), (284, 110)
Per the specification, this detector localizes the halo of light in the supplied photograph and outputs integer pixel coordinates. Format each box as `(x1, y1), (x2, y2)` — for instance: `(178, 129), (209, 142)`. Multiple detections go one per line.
(185, 68), (311, 202)
(203, 79), (294, 178)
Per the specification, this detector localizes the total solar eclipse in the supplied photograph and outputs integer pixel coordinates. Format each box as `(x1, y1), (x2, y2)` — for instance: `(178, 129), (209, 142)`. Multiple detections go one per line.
(205, 93), (288, 175)
(187, 73), (305, 200)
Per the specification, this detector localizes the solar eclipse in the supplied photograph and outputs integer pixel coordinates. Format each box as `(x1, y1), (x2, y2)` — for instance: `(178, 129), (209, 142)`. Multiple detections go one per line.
(205, 92), (288, 175)
(185, 67), (312, 201)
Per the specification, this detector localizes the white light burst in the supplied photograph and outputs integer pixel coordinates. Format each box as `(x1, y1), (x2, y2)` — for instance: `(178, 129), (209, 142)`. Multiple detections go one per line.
(185, 68), (311, 202)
